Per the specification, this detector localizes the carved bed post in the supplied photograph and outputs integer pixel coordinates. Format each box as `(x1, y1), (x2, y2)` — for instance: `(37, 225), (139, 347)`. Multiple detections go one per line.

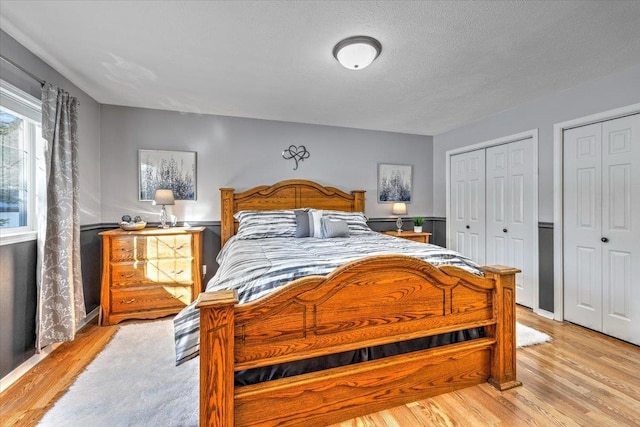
(220, 188), (235, 247)
(482, 265), (523, 391)
(197, 290), (238, 427)
(351, 190), (365, 212)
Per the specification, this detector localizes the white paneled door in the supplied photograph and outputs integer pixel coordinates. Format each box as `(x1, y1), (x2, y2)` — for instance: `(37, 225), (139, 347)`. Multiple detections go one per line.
(450, 137), (537, 309)
(450, 149), (486, 265)
(563, 114), (640, 345)
(486, 139), (536, 307)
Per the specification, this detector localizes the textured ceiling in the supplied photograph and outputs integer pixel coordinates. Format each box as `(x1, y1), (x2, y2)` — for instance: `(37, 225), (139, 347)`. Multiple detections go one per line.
(1, 1), (640, 136)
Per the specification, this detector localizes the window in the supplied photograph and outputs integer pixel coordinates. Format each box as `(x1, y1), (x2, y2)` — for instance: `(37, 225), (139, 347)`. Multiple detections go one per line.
(0, 80), (42, 245)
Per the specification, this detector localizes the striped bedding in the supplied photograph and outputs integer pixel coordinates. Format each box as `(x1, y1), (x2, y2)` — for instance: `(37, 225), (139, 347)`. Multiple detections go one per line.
(173, 231), (481, 365)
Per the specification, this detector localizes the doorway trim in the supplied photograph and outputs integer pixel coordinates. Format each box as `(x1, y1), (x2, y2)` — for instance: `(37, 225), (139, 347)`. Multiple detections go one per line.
(553, 103), (640, 322)
(445, 129), (539, 312)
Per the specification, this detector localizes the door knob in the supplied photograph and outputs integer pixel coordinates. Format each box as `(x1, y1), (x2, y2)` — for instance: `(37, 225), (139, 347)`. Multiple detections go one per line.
(503, 228), (508, 233)
(601, 237), (609, 243)
(466, 225), (470, 229)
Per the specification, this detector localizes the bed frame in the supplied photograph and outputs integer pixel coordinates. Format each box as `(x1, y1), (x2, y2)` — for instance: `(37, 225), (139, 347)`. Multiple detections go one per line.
(197, 179), (521, 426)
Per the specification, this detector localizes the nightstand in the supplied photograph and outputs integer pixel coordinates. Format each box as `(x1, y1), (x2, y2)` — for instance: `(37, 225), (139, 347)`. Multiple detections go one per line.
(98, 226), (205, 325)
(382, 230), (432, 244)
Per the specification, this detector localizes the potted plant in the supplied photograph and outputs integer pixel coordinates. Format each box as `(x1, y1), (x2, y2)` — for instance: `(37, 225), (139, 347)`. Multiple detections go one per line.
(412, 216), (425, 233)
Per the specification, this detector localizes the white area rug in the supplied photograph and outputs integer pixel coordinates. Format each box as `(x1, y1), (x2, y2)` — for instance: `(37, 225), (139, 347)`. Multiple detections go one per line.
(38, 320), (198, 427)
(39, 319), (550, 426)
(516, 321), (552, 348)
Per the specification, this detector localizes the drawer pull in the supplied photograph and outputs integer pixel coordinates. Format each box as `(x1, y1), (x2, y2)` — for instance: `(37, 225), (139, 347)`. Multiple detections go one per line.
(167, 244), (186, 250)
(121, 272), (136, 278)
(120, 298), (136, 304)
(172, 294), (185, 299)
(170, 269), (185, 275)
(119, 247), (133, 253)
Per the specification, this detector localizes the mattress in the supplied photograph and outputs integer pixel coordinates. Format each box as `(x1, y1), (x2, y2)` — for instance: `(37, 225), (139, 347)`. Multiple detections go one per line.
(173, 231), (482, 366)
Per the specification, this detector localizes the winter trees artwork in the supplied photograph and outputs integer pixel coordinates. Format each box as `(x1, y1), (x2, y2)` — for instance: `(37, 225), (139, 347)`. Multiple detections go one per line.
(139, 150), (196, 201)
(377, 163), (412, 203)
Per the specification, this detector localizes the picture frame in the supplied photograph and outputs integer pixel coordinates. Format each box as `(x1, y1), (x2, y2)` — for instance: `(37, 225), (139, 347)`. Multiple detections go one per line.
(377, 163), (412, 203)
(138, 149), (197, 201)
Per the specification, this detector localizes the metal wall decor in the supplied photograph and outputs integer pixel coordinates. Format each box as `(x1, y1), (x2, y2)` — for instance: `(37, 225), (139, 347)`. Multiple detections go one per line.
(282, 145), (310, 170)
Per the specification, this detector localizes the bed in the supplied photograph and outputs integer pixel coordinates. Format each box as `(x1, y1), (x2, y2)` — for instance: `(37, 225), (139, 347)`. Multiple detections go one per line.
(194, 179), (521, 426)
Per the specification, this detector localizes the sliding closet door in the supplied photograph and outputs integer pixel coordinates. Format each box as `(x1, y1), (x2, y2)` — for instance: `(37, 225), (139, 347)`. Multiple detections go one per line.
(601, 114), (640, 344)
(564, 113), (640, 344)
(486, 139), (535, 308)
(450, 149), (486, 265)
(564, 123), (603, 331)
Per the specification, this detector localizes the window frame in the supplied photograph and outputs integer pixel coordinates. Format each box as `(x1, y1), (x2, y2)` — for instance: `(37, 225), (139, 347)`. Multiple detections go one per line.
(0, 80), (41, 246)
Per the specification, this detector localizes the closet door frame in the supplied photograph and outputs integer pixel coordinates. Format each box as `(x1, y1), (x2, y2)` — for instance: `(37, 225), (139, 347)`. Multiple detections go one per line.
(446, 129), (539, 313)
(553, 103), (640, 322)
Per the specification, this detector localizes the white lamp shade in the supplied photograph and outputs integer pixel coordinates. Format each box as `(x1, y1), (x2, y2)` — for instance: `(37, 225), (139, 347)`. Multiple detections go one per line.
(153, 189), (175, 205)
(333, 36), (381, 70)
(391, 202), (407, 215)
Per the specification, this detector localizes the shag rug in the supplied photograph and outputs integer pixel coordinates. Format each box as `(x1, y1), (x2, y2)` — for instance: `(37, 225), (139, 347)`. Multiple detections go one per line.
(38, 320), (551, 426)
(516, 321), (552, 348)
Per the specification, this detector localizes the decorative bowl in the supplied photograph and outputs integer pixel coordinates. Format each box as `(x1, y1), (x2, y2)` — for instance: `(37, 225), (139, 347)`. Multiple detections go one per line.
(119, 221), (147, 231)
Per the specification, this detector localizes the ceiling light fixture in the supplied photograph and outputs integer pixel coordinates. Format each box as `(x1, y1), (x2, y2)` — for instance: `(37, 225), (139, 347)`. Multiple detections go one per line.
(333, 36), (382, 70)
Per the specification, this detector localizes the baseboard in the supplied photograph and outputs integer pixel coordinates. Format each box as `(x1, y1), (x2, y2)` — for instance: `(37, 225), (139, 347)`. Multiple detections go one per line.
(0, 307), (99, 393)
(534, 308), (555, 320)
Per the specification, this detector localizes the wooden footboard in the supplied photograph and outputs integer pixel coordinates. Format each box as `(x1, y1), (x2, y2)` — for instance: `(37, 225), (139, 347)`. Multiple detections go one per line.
(197, 256), (521, 426)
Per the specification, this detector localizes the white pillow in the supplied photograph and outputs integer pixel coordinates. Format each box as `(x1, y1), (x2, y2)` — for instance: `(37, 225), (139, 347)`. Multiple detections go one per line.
(308, 209), (324, 238)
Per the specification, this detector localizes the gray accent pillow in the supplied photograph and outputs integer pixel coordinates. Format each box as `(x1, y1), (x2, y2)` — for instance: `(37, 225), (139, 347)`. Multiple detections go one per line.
(295, 209), (310, 237)
(321, 217), (349, 238)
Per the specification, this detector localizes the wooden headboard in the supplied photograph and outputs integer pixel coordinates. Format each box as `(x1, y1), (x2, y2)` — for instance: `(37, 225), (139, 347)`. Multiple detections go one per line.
(220, 179), (366, 246)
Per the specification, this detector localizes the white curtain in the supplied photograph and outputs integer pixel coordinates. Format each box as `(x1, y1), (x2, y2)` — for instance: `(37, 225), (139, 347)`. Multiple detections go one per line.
(36, 83), (85, 350)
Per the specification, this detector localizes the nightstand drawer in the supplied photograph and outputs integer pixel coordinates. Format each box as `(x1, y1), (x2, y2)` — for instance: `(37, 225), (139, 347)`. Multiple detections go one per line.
(111, 260), (194, 286)
(382, 231), (431, 244)
(111, 262), (149, 285)
(154, 259), (194, 283)
(111, 286), (192, 314)
(153, 235), (193, 259)
(111, 237), (139, 261)
(403, 235), (429, 243)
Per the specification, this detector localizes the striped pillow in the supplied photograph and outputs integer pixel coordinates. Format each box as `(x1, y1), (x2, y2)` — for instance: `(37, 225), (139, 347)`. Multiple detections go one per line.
(322, 210), (371, 234)
(234, 210), (297, 239)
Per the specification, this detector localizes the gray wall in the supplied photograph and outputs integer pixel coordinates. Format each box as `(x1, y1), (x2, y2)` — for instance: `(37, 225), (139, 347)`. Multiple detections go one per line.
(100, 105), (433, 224)
(432, 64), (640, 221)
(0, 30), (102, 225)
(0, 30), (103, 378)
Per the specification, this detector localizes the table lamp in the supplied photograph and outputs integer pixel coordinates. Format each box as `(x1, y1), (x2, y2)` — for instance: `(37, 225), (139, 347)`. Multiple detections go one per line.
(154, 189), (175, 228)
(392, 202), (407, 232)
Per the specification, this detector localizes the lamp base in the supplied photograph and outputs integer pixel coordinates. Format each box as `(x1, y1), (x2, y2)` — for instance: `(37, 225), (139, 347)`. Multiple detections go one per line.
(159, 206), (170, 228)
(396, 217), (403, 233)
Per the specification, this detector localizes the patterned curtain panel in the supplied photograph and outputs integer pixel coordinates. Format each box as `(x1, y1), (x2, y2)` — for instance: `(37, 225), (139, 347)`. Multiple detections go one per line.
(36, 83), (86, 350)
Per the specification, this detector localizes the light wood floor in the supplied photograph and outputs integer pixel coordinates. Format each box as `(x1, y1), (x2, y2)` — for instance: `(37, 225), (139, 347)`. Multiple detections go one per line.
(1, 307), (639, 426)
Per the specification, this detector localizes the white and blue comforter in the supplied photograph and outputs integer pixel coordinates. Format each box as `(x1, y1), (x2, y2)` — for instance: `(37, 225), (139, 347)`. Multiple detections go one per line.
(173, 232), (481, 364)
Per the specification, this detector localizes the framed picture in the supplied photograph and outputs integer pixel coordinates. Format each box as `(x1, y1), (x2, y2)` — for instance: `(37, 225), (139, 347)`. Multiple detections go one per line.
(138, 149), (197, 201)
(377, 163), (412, 203)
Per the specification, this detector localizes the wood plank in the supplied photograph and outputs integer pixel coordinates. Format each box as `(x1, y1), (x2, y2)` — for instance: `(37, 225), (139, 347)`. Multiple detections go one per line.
(331, 306), (640, 427)
(0, 319), (117, 427)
